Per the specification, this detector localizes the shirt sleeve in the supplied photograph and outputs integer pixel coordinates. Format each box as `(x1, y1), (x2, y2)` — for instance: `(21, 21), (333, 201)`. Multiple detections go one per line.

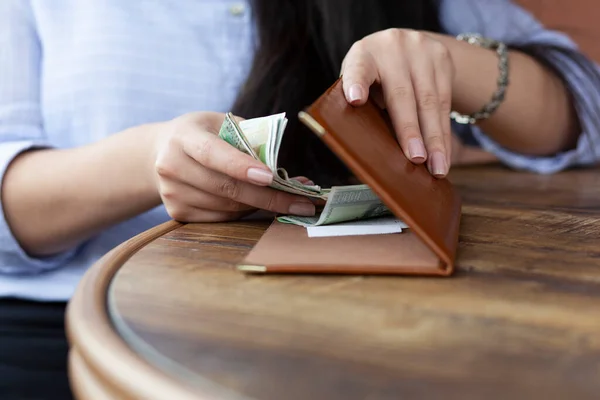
(0, 1), (78, 275)
(439, 0), (600, 173)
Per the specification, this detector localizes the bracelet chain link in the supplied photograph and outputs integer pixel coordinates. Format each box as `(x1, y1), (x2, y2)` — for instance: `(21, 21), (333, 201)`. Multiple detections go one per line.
(449, 33), (510, 125)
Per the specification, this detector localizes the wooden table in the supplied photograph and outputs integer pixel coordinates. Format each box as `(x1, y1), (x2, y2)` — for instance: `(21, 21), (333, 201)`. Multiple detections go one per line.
(66, 166), (600, 400)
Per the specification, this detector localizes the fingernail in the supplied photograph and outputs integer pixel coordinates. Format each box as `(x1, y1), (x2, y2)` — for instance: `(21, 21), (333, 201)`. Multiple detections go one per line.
(247, 168), (273, 185)
(289, 202), (316, 216)
(291, 178), (315, 186)
(430, 152), (448, 177)
(408, 138), (426, 161)
(348, 84), (364, 104)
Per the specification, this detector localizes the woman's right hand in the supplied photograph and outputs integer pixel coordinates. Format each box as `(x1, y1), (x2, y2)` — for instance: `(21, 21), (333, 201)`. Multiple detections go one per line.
(152, 112), (317, 223)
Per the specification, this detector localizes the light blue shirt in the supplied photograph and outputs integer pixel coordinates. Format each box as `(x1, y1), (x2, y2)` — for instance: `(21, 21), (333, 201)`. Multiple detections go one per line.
(1, 0), (599, 301)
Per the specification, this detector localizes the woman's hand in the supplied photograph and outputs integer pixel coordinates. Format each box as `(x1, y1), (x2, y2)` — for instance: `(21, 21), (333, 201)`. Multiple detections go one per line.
(340, 29), (455, 178)
(152, 112), (316, 223)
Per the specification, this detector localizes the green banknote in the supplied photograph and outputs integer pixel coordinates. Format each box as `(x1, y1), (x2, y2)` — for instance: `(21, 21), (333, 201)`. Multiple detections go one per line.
(218, 113), (257, 159)
(277, 185), (391, 227)
(218, 113), (324, 198)
(218, 112), (393, 227)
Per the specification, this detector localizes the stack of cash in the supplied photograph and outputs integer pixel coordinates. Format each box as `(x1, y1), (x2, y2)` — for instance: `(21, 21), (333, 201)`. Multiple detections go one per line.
(219, 112), (391, 227)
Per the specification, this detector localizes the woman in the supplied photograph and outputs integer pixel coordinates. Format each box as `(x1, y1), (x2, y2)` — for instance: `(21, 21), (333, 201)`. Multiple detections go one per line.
(1, 0), (599, 397)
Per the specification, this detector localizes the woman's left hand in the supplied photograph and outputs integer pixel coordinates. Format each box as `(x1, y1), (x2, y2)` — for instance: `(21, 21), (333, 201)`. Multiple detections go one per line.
(340, 28), (455, 178)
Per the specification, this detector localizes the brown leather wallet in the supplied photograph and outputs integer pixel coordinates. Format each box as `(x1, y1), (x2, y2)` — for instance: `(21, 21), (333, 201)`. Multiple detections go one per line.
(240, 78), (462, 276)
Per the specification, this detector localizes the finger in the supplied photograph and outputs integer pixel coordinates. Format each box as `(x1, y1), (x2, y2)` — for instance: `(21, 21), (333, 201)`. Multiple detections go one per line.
(312, 198), (327, 209)
(180, 128), (275, 187)
(433, 45), (454, 170)
(378, 53), (426, 164)
(159, 178), (255, 213)
(408, 47), (447, 177)
(341, 41), (378, 106)
(291, 176), (315, 186)
(166, 154), (316, 216)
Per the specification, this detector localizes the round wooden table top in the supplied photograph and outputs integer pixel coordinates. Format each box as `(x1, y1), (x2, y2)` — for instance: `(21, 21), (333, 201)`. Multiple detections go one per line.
(66, 166), (600, 400)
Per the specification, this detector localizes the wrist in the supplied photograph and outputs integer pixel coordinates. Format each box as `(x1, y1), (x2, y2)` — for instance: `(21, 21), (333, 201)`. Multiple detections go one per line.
(120, 122), (164, 209)
(428, 32), (502, 116)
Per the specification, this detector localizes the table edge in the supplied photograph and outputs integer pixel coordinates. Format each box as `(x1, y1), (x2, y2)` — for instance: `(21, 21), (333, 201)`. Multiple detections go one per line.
(66, 220), (210, 400)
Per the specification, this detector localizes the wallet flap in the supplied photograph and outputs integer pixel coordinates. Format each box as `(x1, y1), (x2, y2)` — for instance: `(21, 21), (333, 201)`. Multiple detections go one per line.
(299, 78), (461, 270)
(242, 221), (446, 275)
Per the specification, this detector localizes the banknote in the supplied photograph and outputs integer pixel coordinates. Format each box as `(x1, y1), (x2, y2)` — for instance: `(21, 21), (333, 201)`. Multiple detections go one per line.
(277, 185), (392, 227)
(219, 112), (325, 198)
(218, 113), (257, 160)
(219, 112), (399, 228)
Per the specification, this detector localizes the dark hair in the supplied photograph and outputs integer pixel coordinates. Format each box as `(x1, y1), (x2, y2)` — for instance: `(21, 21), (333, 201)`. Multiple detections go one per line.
(231, 0), (443, 186)
(232, 2), (600, 183)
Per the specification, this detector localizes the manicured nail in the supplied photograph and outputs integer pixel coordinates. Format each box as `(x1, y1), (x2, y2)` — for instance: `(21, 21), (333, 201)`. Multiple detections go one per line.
(247, 168), (273, 185)
(289, 202), (316, 216)
(291, 177), (315, 186)
(348, 84), (364, 104)
(408, 138), (426, 161)
(430, 152), (448, 177)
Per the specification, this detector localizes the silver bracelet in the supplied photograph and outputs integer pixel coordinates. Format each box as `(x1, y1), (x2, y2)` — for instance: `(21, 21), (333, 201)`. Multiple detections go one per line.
(449, 33), (509, 125)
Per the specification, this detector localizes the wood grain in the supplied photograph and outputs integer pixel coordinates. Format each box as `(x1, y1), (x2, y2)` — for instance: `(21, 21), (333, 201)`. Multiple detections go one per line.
(71, 166), (600, 400)
(65, 220), (214, 400)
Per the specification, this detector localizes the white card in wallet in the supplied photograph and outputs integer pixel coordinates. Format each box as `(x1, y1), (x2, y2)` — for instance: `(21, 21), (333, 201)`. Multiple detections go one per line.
(306, 216), (408, 238)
